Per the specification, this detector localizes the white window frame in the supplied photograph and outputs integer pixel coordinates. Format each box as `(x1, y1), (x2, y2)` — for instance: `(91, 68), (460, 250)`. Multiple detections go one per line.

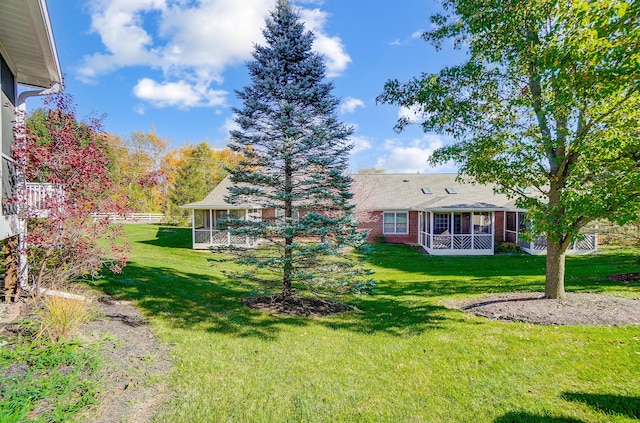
(383, 211), (409, 235)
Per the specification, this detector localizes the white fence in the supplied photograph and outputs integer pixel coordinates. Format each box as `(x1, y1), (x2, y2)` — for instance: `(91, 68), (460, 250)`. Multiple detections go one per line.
(92, 213), (165, 224)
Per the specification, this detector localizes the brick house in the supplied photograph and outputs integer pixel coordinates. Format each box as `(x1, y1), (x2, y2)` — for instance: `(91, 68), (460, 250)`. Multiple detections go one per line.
(182, 173), (597, 255)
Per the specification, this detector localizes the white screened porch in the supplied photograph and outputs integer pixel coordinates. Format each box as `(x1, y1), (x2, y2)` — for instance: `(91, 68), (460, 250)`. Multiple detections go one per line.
(503, 211), (598, 255)
(418, 210), (495, 255)
(191, 208), (261, 249)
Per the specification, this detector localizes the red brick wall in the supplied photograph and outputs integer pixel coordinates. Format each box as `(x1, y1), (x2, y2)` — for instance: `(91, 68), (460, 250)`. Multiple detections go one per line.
(359, 211), (419, 244)
(494, 211), (505, 243)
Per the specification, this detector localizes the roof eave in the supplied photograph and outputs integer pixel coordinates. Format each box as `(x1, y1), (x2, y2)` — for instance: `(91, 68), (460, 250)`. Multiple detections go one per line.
(0, 0), (63, 88)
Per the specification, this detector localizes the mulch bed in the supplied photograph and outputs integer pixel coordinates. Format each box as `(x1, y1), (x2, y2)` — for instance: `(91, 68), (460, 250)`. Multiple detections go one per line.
(243, 295), (351, 317)
(447, 292), (640, 326)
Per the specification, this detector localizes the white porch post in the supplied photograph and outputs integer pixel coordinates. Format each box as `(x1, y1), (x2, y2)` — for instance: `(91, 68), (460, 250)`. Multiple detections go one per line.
(429, 212), (434, 251)
(418, 212), (423, 246)
(491, 211), (496, 254)
(209, 210), (213, 244)
(191, 209), (195, 249)
(245, 209), (249, 246)
(227, 209), (231, 245)
(471, 212), (475, 250)
(450, 212), (454, 251)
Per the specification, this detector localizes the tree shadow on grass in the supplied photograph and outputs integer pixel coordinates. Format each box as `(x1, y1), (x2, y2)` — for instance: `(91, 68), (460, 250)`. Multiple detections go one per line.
(561, 392), (640, 419)
(493, 412), (585, 423)
(138, 226), (193, 250)
(95, 260), (458, 340)
(367, 244), (640, 296)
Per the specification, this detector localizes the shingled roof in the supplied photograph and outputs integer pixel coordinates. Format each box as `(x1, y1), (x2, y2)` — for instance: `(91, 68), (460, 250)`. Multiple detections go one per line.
(351, 173), (519, 211)
(182, 173), (522, 212)
(180, 177), (261, 210)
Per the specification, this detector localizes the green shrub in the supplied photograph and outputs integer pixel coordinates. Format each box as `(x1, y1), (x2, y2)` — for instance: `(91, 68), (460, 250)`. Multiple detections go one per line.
(374, 234), (387, 243)
(494, 241), (522, 254)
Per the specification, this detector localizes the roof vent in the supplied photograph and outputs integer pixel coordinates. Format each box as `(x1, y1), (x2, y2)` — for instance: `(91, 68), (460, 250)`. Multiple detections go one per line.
(445, 187), (457, 194)
(421, 187), (432, 194)
(402, 179), (410, 182)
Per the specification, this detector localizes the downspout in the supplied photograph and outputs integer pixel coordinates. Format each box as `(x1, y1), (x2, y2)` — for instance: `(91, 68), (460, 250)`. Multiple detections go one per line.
(14, 83), (63, 292)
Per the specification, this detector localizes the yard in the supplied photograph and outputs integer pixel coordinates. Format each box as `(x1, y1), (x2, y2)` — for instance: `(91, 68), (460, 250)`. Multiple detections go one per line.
(79, 224), (638, 423)
(4, 224), (638, 422)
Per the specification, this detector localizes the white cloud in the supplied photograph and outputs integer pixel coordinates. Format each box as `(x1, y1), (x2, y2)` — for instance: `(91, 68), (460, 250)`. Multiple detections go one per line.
(77, 0), (351, 108)
(376, 135), (456, 173)
(294, 8), (351, 77)
(221, 117), (240, 136)
(340, 97), (365, 114)
(388, 30), (425, 47)
(349, 135), (372, 155)
(134, 104), (146, 115)
(133, 78), (227, 109)
(399, 105), (425, 124)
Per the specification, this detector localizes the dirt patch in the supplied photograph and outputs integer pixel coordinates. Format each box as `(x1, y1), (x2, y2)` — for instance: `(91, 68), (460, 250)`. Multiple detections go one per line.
(244, 295), (351, 317)
(447, 292), (640, 326)
(607, 273), (640, 283)
(79, 297), (173, 423)
(0, 294), (173, 423)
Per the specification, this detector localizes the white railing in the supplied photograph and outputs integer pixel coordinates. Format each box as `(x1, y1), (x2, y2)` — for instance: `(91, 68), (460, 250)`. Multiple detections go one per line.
(25, 182), (63, 211)
(431, 234), (493, 251)
(193, 228), (257, 248)
(519, 234), (598, 253)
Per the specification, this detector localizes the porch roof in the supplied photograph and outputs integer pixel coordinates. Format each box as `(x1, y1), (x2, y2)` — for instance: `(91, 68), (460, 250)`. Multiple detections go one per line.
(180, 177), (261, 210)
(351, 173), (520, 212)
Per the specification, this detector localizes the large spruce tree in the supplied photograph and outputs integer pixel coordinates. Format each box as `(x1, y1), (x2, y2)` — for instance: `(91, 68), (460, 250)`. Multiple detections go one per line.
(224, 0), (372, 302)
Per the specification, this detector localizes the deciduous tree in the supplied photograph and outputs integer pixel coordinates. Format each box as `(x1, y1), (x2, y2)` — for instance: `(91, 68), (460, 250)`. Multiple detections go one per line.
(165, 142), (242, 223)
(223, 1), (373, 302)
(378, 0), (640, 298)
(14, 93), (128, 294)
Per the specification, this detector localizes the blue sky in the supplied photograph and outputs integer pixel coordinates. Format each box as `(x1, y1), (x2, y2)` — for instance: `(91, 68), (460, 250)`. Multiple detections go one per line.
(36, 0), (465, 173)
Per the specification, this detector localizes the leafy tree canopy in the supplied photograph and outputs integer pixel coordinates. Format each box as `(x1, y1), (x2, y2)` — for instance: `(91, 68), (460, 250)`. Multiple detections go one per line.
(378, 0), (640, 298)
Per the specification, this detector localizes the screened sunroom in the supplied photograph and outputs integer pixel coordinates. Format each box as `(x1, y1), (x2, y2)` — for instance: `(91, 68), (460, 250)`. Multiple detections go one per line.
(190, 208), (262, 249)
(418, 210), (495, 255)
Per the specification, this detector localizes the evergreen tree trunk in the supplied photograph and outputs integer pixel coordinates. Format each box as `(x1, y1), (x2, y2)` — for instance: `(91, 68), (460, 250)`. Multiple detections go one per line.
(545, 239), (568, 299)
(283, 237), (293, 298)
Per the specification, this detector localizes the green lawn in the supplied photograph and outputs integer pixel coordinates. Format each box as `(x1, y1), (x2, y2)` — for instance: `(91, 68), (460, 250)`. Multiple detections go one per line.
(95, 225), (639, 423)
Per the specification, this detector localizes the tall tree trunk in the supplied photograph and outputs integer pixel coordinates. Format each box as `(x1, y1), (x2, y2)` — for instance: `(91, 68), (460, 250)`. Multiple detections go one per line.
(545, 239), (567, 299)
(282, 153), (293, 299)
(282, 236), (293, 299)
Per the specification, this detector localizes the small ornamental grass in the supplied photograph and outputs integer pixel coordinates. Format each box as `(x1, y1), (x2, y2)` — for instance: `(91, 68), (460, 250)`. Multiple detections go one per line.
(36, 292), (91, 343)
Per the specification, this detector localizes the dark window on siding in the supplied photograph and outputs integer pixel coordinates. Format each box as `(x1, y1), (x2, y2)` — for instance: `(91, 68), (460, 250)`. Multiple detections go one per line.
(1, 54), (16, 106)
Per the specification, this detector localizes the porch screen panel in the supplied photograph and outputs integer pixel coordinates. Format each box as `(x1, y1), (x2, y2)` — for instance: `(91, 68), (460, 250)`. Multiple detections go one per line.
(454, 213), (471, 234)
(194, 210), (205, 229)
(473, 212), (492, 234)
(506, 212), (517, 232)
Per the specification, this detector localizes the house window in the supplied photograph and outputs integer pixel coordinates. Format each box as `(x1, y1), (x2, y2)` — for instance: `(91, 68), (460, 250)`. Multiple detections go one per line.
(434, 213), (450, 235)
(383, 212), (408, 234)
(275, 208), (300, 222)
